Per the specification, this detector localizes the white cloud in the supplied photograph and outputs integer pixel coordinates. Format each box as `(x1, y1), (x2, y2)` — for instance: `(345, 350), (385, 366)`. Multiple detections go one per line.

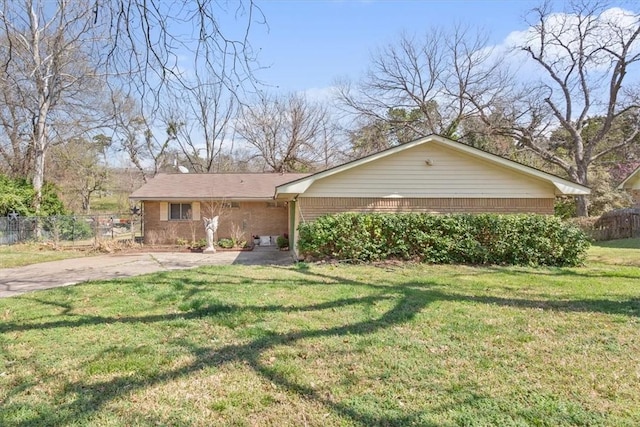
(299, 86), (337, 104)
(496, 6), (640, 76)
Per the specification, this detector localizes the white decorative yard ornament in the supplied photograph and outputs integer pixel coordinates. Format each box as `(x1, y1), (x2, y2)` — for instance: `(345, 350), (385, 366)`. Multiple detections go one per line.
(203, 216), (219, 253)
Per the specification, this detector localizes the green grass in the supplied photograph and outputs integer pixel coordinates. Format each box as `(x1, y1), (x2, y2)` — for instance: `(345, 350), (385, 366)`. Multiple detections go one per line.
(588, 238), (640, 267)
(0, 244), (91, 269)
(592, 237), (640, 249)
(90, 194), (129, 213)
(1, 252), (640, 425)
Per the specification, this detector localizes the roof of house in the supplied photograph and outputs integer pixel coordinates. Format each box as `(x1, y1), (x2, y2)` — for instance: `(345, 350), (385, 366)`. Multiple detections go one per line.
(617, 164), (640, 189)
(275, 135), (591, 198)
(129, 173), (310, 201)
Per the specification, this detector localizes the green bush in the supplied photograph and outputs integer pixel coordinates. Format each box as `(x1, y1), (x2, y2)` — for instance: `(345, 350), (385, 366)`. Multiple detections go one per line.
(42, 216), (93, 241)
(297, 213), (590, 266)
(0, 175), (65, 216)
(276, 235), (289, 249)
(188, 238), (207, 249)
(217, 238), (234, 249)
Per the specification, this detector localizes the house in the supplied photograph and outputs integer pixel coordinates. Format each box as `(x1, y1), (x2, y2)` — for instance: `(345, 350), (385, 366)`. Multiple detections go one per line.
(617, 164), (640, 207)
(130, 135), (590, 254)
(129, 173), (309, 245)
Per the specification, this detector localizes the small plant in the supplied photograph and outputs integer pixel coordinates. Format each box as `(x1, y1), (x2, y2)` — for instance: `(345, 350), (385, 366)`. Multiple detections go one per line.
(161, 223), (178, 245)
(146, 230), (160, 245)
(276, 235), (289, 250)
(229, 223), (246, 247)
(191, 238), (207, 249)
(176, 238), (189, 246)
(217, 238), (234, 249)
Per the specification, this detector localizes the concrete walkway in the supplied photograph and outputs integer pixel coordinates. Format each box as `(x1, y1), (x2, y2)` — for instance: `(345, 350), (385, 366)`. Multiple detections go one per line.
(0, 247), (293, 298)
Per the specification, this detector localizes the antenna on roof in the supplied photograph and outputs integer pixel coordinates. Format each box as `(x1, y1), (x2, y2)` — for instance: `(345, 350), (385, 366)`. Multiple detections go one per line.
(178, 165), (189, 173)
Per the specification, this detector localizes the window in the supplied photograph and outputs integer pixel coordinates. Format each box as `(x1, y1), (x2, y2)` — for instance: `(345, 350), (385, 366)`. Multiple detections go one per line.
(169, 203), (192, 220)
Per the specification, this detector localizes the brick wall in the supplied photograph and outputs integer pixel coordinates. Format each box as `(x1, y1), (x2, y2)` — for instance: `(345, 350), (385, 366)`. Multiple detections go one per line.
(143, 200), (288, 244)
(298, 197), (554, 222)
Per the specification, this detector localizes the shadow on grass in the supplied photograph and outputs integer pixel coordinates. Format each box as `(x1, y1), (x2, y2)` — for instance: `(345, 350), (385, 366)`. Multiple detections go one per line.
(1, 265), (635, 426)
(450, 265), (640, 280)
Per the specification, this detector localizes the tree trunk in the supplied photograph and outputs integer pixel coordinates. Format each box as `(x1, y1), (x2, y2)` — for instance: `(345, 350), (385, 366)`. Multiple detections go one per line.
(575, 161), (589, 217)
(575, 195), (589, 217)
(32, 148), (45, 214)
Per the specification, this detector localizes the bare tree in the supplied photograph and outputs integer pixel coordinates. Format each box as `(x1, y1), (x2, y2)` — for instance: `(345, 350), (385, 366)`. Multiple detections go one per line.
(235, 93), (334, 172)
(336, 25), (508, 152)
(47, 137), (110, 213)
(98, 1), (263, 109)
(162, 76), (237, 173)
(112, 94), (174, 183)
(0, 75), (34, 177)
(0, 0), (105, 214)
(473, 1), (640, 216)
(0, 0), (264, 213)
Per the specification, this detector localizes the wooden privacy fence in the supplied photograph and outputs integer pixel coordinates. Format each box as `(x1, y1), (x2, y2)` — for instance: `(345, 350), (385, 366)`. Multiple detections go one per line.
(593, 209), (640, 241)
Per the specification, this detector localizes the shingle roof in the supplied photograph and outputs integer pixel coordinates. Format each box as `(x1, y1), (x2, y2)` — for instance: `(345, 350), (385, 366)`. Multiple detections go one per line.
(130, 173), (310, 200)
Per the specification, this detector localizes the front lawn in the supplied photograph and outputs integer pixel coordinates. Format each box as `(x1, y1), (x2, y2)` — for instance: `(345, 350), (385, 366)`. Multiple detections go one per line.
(1, 253), (639, 426)
(0, 243), (90, 269)
(588, 238), (640, 267)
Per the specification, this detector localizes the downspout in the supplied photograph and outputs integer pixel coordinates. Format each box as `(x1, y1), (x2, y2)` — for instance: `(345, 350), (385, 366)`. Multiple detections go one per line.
(288, 199), (298, 259)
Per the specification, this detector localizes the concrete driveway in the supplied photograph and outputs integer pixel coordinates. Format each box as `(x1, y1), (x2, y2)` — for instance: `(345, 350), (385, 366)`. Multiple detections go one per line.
(0, 247), (293, 298)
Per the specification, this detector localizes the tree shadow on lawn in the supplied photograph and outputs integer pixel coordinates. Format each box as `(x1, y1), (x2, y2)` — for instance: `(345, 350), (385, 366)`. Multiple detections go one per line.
(2, 266), (636, 426)
(451, 265), (640, 281)
(3, 273), (442, 426)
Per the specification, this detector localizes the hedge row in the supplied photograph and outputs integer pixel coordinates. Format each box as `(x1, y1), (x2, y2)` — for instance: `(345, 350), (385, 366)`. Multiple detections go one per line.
(297, 213), (590, 266)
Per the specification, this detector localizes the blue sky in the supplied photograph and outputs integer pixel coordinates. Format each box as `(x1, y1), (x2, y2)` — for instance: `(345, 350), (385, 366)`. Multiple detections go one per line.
(251, 0), (548, 93)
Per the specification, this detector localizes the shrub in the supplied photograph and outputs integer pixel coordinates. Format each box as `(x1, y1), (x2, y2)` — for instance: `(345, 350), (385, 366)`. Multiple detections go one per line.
(0, 175), (65, 217)
(217, 238), (234, 249)
(190, 238), (207, 249)
(276, 235), (289, 249)
(42, 216), (93, 241)
(297, 213), (590, 266)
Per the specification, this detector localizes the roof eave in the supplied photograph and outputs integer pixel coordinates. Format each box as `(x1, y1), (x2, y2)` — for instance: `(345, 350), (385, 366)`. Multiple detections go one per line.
(552, 181), (590, 195)
(129, 196), (276, 201)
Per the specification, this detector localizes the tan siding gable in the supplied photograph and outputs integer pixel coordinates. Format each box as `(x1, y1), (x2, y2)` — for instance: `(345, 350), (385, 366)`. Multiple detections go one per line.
(303, 143), (555, 198)
(628, 175), (640, 190)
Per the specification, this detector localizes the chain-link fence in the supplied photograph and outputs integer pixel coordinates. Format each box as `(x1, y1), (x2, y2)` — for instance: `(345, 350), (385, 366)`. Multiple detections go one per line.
(0, 213), (143, 246)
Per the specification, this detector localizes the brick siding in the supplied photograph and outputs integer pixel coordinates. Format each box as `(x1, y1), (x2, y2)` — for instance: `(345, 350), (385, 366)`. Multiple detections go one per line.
(298, 197), (554, 222)
(143, 200), (288, 244)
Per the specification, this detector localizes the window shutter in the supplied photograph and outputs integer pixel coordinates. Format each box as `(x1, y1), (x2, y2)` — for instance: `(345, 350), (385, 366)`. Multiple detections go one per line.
(160, 202), (168, 221)
(192, 202), (200, 220)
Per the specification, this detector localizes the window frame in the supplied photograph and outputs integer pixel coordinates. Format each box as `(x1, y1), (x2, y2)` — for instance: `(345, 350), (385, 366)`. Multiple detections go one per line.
(169, 203), (192, 220)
